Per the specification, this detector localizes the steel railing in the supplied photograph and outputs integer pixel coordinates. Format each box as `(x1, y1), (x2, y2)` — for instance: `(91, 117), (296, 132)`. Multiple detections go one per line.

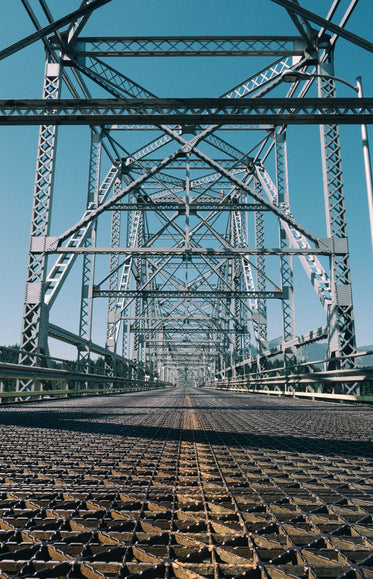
(0, 346), (170, 403)
(204, 353), (373, 404)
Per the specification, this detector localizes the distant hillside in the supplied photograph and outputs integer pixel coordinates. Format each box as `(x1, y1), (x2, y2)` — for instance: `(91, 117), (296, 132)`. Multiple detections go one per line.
(269, 339), (373, 367)
(297, 342), (327, 364)
(267, 338), (327, 364)
(356, 346), (373, 367)
(299, 343), (373, 367)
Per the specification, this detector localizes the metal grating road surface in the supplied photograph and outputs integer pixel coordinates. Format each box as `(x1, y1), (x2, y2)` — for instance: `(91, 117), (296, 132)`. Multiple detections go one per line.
(0, 387), (372, 578)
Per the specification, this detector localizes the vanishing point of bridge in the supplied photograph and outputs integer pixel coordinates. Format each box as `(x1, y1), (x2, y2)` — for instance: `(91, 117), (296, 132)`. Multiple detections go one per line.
(0, 1), (373, 577)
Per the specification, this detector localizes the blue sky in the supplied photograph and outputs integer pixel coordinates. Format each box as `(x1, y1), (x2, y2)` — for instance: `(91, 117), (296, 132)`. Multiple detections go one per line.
(0, 0), (372, 355)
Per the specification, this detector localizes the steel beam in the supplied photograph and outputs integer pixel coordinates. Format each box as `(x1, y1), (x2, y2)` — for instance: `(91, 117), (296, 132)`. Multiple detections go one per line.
(68, 36), (307, 57)
(105, 177), (122, 354)
(9, 2), (371, 388)
(78, 130), (101, 365)
(18, 60), (61, 392)
(0, 98), (372, 125)
(0, 0), (113, 61)
(111, 202), (269, 212)
(47, 246), (336, 256)
(318, 62), (356, 372)
(142, 328), (243, 334)
(276, 131), (296, 369)
(44, 163), (119, 307)
(93, 290), (282, 299)
(254, 178), (268, 357)
(270, 0), (373, 53)
(48, 323), (131, 363)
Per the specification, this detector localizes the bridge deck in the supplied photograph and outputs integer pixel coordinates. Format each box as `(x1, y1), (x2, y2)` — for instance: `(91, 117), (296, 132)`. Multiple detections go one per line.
(0, 387), (372, 578)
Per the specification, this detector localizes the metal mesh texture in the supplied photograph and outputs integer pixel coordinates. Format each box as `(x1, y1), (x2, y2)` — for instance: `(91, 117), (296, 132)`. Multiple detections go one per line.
(0, 388), (371, 578)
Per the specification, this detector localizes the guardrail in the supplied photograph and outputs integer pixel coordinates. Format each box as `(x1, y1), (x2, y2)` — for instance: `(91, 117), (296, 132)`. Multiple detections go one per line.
(203, 365), (373, 404)
(0, 360), (171, 403)
(0, 345), (136, 376)
(215, 349), (373, 380)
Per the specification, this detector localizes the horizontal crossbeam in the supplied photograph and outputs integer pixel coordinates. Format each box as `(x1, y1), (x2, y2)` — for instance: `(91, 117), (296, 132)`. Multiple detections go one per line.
(125, 158), (250, 169)
(111, 203), (269, 212)
(48, 246), (335, 256)
(69, 36), (306, 57)
(1, 97), (372, 125)
(93, 289), (282, 299)
(145, 341), (229, 345)
(141, 328), (245, 334)
(121, 316), (231, 322)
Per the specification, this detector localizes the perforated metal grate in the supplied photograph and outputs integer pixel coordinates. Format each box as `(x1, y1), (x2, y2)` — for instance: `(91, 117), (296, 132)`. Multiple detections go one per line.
(0, 388), (371, 578)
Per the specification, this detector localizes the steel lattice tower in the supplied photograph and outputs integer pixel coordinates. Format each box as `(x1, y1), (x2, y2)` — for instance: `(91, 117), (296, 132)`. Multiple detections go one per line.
(1, 0), (370, 393)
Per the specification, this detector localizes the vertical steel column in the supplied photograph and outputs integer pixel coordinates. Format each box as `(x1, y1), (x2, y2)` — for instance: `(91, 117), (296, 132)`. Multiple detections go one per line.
(241, 209), (252, 362)
(147, 266), (157, 378)
(105, 176), (122, 379)
(106, 177), (122, 351)
(318, 59), (356, 370)
(18, 59), (61, 391)
(232, 215), (240, 376)
(357, 76), (373, 255)
(122, 200), (135, 360)
(276, 131), (296, 371)
(254, 179), (268, 360)
(121, 205), (141, 375)
(133, 212), (144, 378)
(78, 131), (101, 369)
(223, 259), (231, 378)
(141, 258), (148, 372)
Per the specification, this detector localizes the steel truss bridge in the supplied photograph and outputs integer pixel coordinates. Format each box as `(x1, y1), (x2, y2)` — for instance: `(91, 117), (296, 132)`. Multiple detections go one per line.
(1, 0), (373, 398)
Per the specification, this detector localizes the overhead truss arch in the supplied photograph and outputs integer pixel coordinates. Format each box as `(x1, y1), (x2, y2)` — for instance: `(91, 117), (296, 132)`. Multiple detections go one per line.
(0, 0), (371, 392)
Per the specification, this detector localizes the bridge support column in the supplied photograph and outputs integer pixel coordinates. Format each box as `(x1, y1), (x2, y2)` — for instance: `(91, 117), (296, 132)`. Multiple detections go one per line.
(318, 58), (356, 376)
(78, 130), (102, 382)
(133, 212), (144, 379)
(104, 176), (122, 387)
(276, 131), (296, 374)
(106, 176), (122, 354)
(18, 59), (61, 392)
(254, 177), (268, 370)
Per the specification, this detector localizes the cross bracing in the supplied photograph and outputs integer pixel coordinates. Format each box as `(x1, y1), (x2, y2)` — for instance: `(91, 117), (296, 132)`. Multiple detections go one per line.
(1, 0), (371, 392)
(64, 36), (308, 57)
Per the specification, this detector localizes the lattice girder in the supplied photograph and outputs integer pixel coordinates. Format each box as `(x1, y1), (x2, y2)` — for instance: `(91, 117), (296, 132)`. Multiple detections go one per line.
(11, 0), (369, 388)
(18, 60), (61, 391)
(78, 131), (101, 364)
(318, 60), (356, 371)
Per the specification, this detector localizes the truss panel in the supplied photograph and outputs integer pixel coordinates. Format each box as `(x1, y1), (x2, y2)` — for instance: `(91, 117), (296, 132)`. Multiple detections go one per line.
(4, 0), (369, 391)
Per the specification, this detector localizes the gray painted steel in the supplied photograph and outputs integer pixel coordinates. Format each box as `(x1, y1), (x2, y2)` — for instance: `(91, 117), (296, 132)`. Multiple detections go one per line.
(3, 0), (369, 392)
